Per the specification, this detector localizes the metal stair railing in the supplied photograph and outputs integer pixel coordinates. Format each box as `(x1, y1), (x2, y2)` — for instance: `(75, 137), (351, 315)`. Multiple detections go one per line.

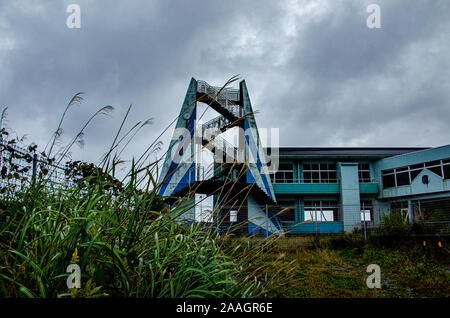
(197, 80), (240, 102)
(196, 162), (215, 181)
(203, 135), (238, 163)
(197, 80), (241, 118)
(202, 115), (231, 134)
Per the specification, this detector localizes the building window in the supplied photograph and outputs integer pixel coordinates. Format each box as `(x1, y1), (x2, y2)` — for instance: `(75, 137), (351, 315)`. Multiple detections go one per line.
(395, 167), (410, 186)
(410, 163), (424, 181)
(229, 210), (237, 222)
(444, 159), (450, 179)
(304, 200), (339, 222)
(360, 200), (372, 222)
(382, 169), (396, 188)
(382, 158), (450, 189)
(303, 163), (337, 183)
(425, 160), (443, 177)
(270, 163), (294, 183)
(195, 193), (213, 222)
(358, 163), (371, 183)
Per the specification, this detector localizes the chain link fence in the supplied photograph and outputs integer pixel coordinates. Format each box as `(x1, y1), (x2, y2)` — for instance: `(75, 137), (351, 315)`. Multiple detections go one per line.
(391, 198), (450, 235)
(0, 140), (69, 196)
(2, 138), (449, 238)
(193, 199), (450, 238)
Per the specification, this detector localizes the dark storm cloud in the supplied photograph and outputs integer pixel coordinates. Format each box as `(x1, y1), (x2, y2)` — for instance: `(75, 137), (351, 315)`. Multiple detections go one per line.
(0, 0), (449, 165)
(262, 0), (450, 147)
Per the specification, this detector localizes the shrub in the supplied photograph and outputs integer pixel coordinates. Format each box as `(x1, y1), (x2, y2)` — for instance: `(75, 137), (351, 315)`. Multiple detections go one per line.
(379, 210), (412, 236)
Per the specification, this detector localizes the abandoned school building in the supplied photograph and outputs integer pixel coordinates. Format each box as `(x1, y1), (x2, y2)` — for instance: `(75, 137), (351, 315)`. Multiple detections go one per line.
(157, 78), (450, 235)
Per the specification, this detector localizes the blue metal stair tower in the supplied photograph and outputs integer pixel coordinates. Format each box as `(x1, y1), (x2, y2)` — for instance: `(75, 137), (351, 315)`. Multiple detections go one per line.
(157, 77), (283, 235)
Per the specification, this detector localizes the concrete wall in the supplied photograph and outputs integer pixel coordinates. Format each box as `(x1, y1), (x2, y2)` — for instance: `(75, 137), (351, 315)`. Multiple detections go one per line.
(247, 194), (283, 236)
(375, 144), (450, 172)
(338, 162), (361, 232)
(373, 199), (390, 225)
(380, 171), (450, 198)
(373, 144), (450, 200)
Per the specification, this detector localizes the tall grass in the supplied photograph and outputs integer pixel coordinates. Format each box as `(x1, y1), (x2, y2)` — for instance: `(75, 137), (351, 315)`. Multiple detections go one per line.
(0, 80), (290, 298)
(0, 168), (265, 297)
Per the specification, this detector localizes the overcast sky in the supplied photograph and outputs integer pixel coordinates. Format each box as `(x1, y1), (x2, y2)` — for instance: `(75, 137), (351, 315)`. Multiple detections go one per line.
(1, 0), (449, 166)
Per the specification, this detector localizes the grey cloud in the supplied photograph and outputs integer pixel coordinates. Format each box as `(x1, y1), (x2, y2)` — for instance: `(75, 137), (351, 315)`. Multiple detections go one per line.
(0, 0), (449, 165)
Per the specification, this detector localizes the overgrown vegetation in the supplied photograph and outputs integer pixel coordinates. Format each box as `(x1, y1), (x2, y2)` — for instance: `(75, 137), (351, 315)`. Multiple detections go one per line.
(0, 84), (291, 298)
(0, 176), (276, 297)
(240, 220), (450, 298)
(1, 81), (448, 298)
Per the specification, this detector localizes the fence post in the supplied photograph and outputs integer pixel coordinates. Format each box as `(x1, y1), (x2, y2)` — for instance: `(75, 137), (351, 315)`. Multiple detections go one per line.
(418, 200), (422, 220)
(265, 204), (268, 246)
(31, 154), (38, 187)
(314, 204), (318, 249)
(363, 201), (367, 241)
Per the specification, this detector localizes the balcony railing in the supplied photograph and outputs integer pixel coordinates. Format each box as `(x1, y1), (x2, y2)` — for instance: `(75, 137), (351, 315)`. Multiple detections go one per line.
(271, 178), (378, 184)
(271, 178), (340, 184)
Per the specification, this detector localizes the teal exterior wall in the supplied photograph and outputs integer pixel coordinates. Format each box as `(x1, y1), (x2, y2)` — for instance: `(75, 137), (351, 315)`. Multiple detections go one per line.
(269, 145), (450, 234)
(273, 183), (339, 194)
(338, 162), (361, 232)
(287, 222), (344, 234)
(274, 183), (378, 195)
(374, 145), (450, 199)
(380, 171), (450, 198)
(374, 145), (450, 173)
(359, 183), (378, 193)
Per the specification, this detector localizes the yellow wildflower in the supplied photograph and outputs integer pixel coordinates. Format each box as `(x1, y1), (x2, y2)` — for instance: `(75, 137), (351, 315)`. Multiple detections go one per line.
(71, 247), (80, 263)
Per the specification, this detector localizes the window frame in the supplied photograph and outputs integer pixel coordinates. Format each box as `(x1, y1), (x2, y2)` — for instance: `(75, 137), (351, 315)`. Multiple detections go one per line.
(303, 200), (339, 222)
(270, 163), (295, 184)
(360, 200), (373, 222)
(358, 163), (371, 183)
(302, 162), (337, 184)
(382, 158), (450, 189)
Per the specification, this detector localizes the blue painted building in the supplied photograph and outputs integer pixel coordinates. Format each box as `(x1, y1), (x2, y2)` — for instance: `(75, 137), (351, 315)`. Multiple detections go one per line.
(158, 77), (450, 236)
(268, 146), (450, 233)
